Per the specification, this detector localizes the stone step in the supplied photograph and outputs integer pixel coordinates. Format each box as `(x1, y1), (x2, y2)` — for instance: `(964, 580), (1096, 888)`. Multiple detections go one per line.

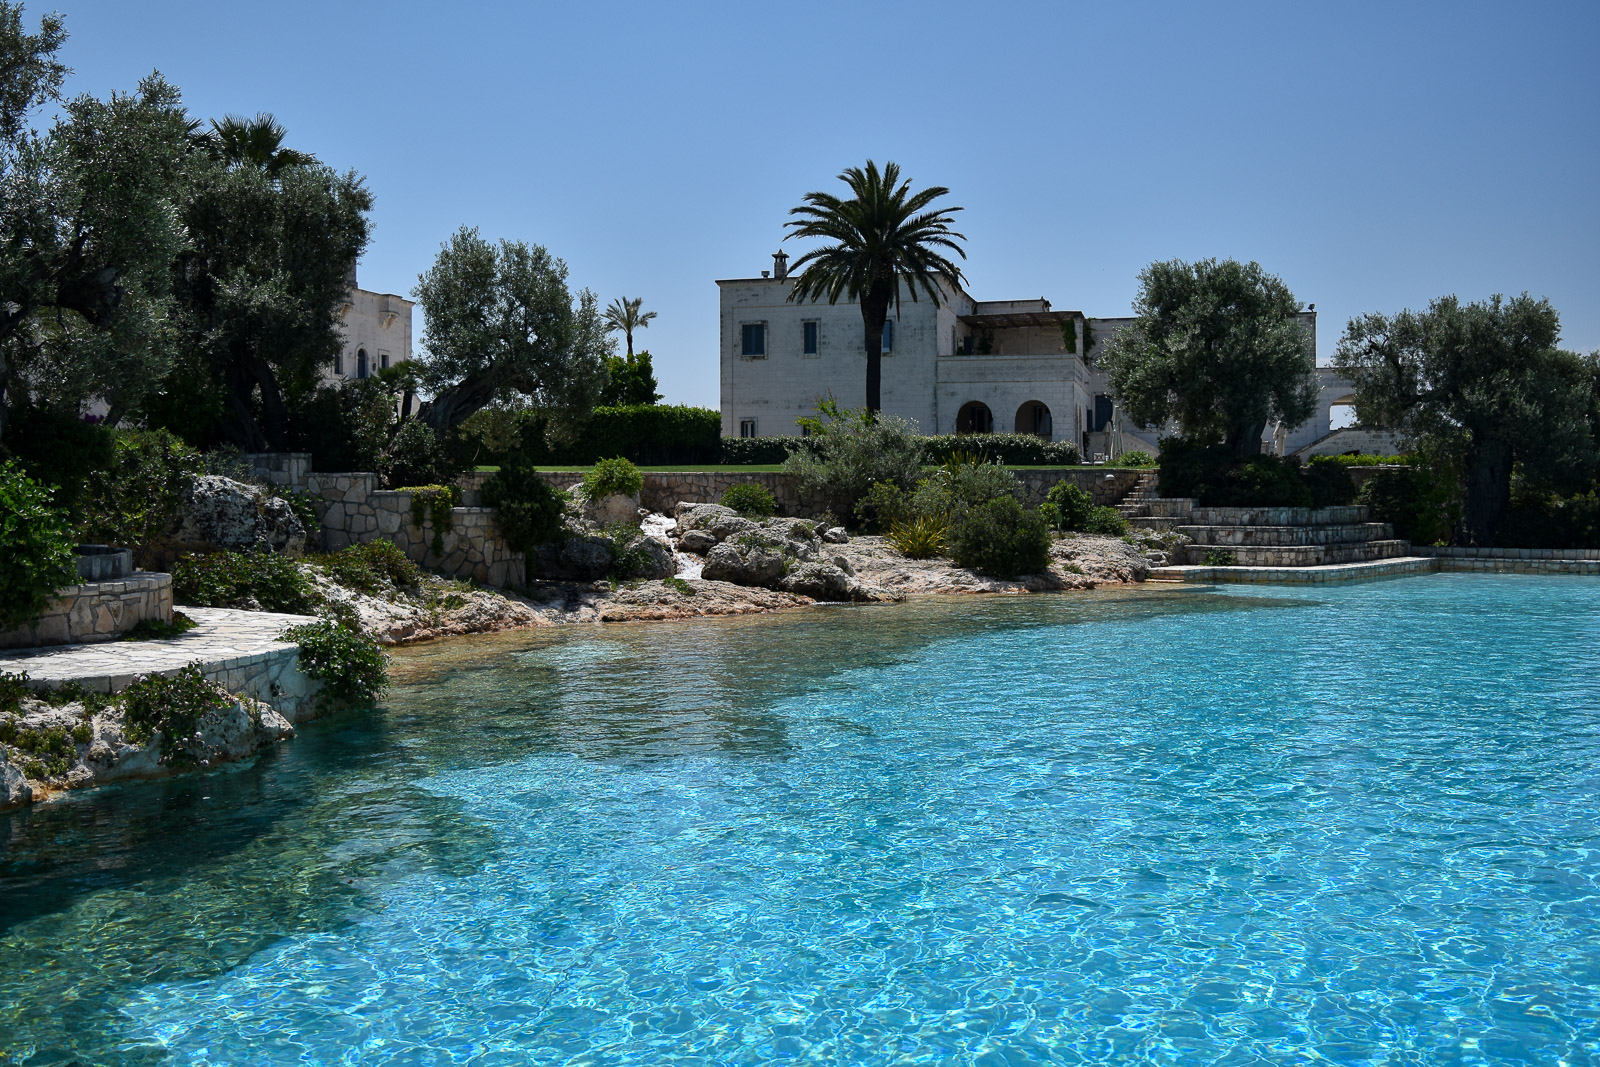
(1182, 539), (1412, 567)
(1174, 522), (1394, 547)
(1187, 505), (1371, 527)
(1126, 517), (1186, 533)
(1322, 539), (1412, 564)
(1142, 499), (1198, 517)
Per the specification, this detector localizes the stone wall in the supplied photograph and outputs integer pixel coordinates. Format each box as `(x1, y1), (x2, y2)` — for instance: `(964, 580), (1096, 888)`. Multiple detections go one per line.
(524, 467), (1142, 519)
(305, 472), (523, 588)
(0, 573), (173, 650)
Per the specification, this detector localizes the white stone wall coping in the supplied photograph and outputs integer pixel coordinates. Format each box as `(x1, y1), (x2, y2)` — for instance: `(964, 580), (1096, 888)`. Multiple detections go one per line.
(0, 606), (317, 692)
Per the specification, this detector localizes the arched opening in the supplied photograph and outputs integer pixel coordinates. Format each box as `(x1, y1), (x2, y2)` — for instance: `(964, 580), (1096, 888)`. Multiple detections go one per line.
(357, 348), (369, 379)
(956, 401), (993, 434)
(1014, 400), (1052, 440)
(1329, 394), (1358, 430)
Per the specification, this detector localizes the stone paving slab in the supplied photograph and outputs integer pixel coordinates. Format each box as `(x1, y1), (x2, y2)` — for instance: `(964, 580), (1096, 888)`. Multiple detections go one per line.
(1148, 555), (1600, 584)
(0, 607), (317, 693)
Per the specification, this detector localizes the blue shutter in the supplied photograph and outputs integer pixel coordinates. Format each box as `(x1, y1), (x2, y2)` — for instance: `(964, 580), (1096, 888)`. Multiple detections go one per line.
(882, 320), (894, 352)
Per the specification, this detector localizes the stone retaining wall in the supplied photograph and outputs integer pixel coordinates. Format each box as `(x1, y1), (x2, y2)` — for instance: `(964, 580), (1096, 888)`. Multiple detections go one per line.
(305, 472), (523, 588)
(1416, 546), (1600, 561)
(0, 573), (173, 650)
(523, 468), (1142, 518)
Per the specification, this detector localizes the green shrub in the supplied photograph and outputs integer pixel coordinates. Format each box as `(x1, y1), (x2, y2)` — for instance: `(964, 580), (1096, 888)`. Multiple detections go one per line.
(583, 456), (644, 499)
(400, 484), (462, 556)
(1201, 550), (1239, 566)
(910, 454), (1022, 517)
(282, 621), (389, 706)
(886, 515), (949, 559)
(920, 434), (1081, 466)
(1158, 437), (1312, 507)
(75, 429), (203, 548)
(1082, 506), (1128, 537)
(1044, 482), (1094, 531)
(721, 482), (776, 519)
(1307, 453), (1411, 467)
(1116, 450), (1157, 467)
(122, 612), (198, 642)
(718, 436), (801, 465)
(0, 460), (78, 630)
(321, 540), (420, 595)
(121, 664), (234, 766)
(171, 551), (318, 614)
(1498, 488), (1600, 549)
(854, 481), (910, 533)
(0, 672), (29, 715)
(287, 379), (395, 473)
(947, 496), (1053, 578)
(1357, 467), (1458, 545)
(2, 405), (116, 515)
(380, 420), (460, 490)
(783, 401), (924, 521)
(508, 404), (724, 466)
(482, 453), (570, 554)
(1303, 460), (1357, 508)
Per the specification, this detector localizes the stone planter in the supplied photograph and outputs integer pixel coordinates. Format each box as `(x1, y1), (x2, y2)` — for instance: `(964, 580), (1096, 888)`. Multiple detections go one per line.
(75, 545), (133, 582)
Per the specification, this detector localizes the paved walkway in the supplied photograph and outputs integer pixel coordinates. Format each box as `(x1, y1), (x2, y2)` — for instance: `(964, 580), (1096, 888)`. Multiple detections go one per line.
(0, 607), (318, 692)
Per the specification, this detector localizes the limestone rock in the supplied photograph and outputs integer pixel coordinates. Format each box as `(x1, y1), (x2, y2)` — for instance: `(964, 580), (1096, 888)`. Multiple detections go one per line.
(672, 503), (737, 534)
(164, 475), (308, 557)
(822, 527), (850, 544)
(780, 562), (864, 602)
(623, 534), (677, 580)
(678, 529), (717, 554)
(0, 759), (31, 809)
(702, 535), (792, 587)
(583, 491), (642, 527)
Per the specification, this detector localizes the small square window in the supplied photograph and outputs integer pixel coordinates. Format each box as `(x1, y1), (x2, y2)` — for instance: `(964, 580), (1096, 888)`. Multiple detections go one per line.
(803, 321), (819, 356)
(740, 418), (758, 438)
(741, 323), (766, 357)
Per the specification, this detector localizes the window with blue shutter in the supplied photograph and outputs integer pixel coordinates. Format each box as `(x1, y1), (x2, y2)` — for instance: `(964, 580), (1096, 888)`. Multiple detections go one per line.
(881, 320), (894, 353)
(741, 323), (766, 357)
(803, 321), (819, 355)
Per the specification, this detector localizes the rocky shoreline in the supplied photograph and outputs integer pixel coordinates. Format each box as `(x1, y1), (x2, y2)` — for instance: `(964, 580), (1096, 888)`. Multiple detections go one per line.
(340, 503), (1163, 646)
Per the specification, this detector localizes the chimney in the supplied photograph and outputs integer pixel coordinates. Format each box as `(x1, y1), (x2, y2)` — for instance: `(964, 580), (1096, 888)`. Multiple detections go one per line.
(772, 250), (789, 280)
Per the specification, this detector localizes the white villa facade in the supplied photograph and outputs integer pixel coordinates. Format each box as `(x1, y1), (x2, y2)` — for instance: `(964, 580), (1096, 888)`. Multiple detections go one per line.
(719, 254), (1357, 459)
(324, 266), (414, 386)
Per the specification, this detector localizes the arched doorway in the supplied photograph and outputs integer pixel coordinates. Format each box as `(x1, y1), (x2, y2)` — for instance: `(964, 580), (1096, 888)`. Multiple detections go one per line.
(357, 348), (369, 379)
(1015, 400), (1052, 440)
(956, 401), (993, 434)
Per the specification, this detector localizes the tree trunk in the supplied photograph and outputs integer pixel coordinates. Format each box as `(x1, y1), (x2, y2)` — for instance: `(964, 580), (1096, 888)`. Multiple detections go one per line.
(1226, 421), (1267, 457)
(417, 372), (500, 435)
(218, 350), (289, 452)
(859, 282), (892, 416)
(1462, 436), (1512, 546)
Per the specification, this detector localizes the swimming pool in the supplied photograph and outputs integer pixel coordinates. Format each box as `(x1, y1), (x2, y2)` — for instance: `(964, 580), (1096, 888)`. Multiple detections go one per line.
(2, 574), (1597, 1064)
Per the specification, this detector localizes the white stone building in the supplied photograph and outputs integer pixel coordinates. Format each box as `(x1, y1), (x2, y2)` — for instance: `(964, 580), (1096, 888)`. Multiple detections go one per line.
(719, 254), (1349, 459)
(324, 266), (414, 385)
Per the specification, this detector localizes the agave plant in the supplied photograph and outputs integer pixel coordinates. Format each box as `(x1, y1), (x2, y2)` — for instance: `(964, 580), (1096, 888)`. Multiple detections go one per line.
(886, 514), (949, 560)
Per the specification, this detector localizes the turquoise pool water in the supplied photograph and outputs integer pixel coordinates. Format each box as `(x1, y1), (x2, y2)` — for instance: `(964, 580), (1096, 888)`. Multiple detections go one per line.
(1, 574), (1598, 1065)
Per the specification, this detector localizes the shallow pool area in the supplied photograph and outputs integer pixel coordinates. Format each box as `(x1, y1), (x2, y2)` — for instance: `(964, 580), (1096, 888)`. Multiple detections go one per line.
(2, 574), (1598, 1065)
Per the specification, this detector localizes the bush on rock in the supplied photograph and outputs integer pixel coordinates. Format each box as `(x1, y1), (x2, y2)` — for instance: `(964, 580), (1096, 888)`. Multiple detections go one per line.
(0, 461), (78, 631)
(947, 496), (1053, 578)
(482, 453), (570, 554)
(282, 621), (390, 707)
(172, 551), (318, 614)
(720, 483), (776, 519)
(583, 456), (644, 500)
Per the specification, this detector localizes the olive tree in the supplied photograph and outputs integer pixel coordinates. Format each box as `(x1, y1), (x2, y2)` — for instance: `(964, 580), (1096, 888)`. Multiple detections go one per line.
(412, 227), (609, 434)
(0, 1), (192, 440)
(1333, 293), (1594, 544)
(1097, 258), (1317, 455)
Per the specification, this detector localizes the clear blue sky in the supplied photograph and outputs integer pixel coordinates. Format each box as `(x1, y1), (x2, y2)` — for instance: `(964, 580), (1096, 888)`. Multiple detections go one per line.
(51, 0), (1600, 407)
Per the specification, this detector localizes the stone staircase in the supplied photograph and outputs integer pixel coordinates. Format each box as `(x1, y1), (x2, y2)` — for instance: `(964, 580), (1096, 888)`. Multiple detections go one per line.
(1117, 471), (1412, 567)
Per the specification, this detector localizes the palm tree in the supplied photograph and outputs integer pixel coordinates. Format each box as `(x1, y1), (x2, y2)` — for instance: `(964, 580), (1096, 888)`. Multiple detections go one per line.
(603, 296), (656, 359)
(785, 160), (966, 415)
(198, 112), (319, 176)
